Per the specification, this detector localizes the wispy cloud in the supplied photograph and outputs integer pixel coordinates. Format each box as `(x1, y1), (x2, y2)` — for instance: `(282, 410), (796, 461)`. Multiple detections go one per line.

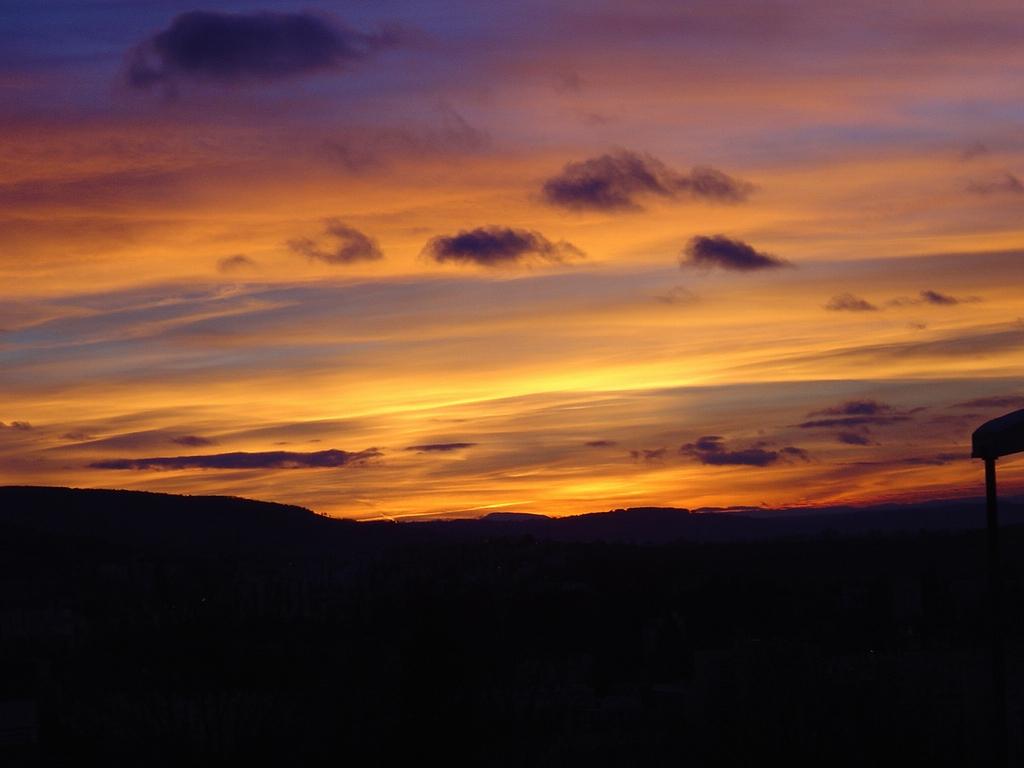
(826, 293), (877, 312)
(288, 220), (383, 265)
(951, 394), (1024, 410)
(405, 442), (476, 452)
(90, 448), (380, 470)
(217, 255), (256, 272)
(965, 172), (1024, 196)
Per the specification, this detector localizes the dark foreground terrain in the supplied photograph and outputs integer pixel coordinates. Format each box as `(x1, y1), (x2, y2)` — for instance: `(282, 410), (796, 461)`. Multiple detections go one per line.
(2, 486), (1024, 766)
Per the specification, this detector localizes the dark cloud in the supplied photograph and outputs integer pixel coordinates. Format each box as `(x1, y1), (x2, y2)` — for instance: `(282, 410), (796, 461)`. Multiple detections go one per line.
(171, 435), (216, 447)
(780, 446), (811, 461)
(61, 430), (95, 441)
(837, 432), (874, 446)
(584, 439), (617, 447)
(127, 10), (394, 88)
(405, 442), (476, 452)
(681, 235), (788, 271)
(288, 220), (383, 265)
(826, 293), (877, 312)
(801, 400), (909, 431)
(798, 415), (910, 429)
(898, 453), (964, 467)
(920, 289), (960, 306)
(541, 150), (753, 211)
(680, 435), (809, 467)
(217, 254), (256, 272)
(966, 172), (1024, 196)
(422, 226), (583, 267)
(952, 394), (1024, 409)
(803, 414), (907, 429)
(888, 290), (977, 307)
(0, 421), (32, 431)
(655, 286), (697, 305)
(630, 448), (667, 461)
(812, 400), (892, 416)
(89, 448), (380, 470)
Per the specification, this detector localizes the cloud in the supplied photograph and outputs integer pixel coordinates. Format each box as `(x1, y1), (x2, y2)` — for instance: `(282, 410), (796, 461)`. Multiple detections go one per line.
(405, 442), (476, 452)
(966, 172), (1024, 196)
(89, 448), (380, 470)
(826, 293), (877, 312)
(960, 142), (990, 160)
(655, 286), (697, 305)
(60, 430), (95, 441)
(826, 290), (977, 312)
(127, 10), (394, 88)
(952, 394), (1024, 409)
(920, 289), (960, 306)
(745, 322), (1024, 375)
(812, 400), (892, 416)
(217, 254), (256, 272)
(779, 446), (810, 461)
(680, 435), (809, 467)
(170, 435), (216, 447)
(680, 235), (788, 271)
(422, 226), (583, 267)
(584, 439), (617, 447)
(898, 453), (964, 466)
(0, 421), (32, 431)
(801, 401), (908, 432)
(0, 169), (184, 211)
(288, 220), (383, 265)
(888, 290), (978, 307)
(541, 150), (753, 211)
(630, 447), (667, 461)
(797, 415), (910, 429)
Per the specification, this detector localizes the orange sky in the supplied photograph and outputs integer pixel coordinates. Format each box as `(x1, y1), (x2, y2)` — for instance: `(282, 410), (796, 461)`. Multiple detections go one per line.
(2, 1), (1023, 518)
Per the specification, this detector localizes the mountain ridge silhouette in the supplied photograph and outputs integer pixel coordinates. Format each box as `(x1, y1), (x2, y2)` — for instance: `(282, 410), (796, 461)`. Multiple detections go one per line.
(4, 485), (1023, 550)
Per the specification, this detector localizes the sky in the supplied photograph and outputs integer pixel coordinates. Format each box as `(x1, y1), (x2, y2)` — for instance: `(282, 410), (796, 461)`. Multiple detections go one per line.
(2, 0), (1023, 519)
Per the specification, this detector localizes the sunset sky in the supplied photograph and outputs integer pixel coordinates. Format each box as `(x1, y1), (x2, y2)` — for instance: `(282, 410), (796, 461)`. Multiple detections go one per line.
(2, 0), (1024, 519)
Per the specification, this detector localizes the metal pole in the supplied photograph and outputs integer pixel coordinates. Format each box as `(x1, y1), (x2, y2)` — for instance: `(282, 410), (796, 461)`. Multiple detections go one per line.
(986, 456), (1008, 767)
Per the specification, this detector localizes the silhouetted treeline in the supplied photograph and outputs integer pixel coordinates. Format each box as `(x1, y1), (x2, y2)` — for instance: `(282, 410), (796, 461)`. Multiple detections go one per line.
(2, 486), (1024, 766)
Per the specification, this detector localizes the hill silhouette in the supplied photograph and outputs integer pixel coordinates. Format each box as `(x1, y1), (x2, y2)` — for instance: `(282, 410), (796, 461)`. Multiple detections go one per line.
(3, 485), (1023, 551)
(0, 485), (346, 556)
(3, 485), (1024, 765)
